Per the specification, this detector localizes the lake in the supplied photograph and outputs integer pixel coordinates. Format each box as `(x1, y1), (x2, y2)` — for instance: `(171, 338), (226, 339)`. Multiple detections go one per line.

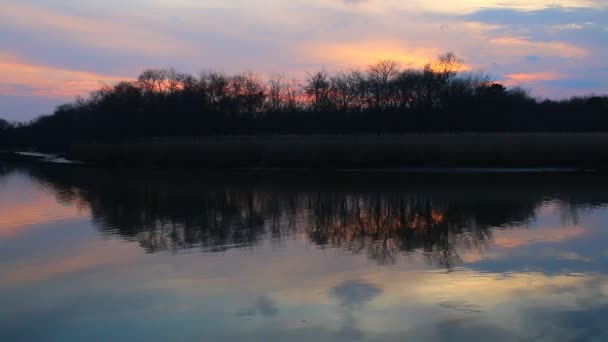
(1, 163), (608, 341)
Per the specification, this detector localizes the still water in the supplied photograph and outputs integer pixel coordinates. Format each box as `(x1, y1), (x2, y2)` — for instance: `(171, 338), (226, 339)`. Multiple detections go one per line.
(1, 164), (608, 341)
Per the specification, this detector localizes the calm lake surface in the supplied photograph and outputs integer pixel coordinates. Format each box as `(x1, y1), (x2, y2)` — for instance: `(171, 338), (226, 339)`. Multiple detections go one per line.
(2, 164), (608, 341)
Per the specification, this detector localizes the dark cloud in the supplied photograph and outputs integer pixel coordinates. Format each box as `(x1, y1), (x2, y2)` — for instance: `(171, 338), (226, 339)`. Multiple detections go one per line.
(460, 6), (608, 53)
(543, 78), (608, 92)
(439, 300), (482, 314)
(330, 280), (383, 340)
(521, 280), (608, 342)
(237, 295), (279, 318)
(526, 55), (541, 62)
(331, 280), (383, 308)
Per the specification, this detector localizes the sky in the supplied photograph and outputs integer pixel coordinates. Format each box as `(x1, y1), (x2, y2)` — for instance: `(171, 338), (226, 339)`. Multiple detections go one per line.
(1, 0), (607, 122)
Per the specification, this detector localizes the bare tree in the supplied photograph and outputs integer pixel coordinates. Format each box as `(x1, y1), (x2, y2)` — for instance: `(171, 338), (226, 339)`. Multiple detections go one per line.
(202, 71), (229, 108)
(330, 72), (355, 112)
(138, 68), (167, 95)
(367, 60), (400, 109)
(241, 72), (267, 115)
(284, 78), (301, 112)
(394, 69), (421, 110)
(176, 72), (198, 92)
(267, 73), (286, 112)
(304, 69), (332, 112)
(435, 52), (463, 88)
(166, 68), (181, 94)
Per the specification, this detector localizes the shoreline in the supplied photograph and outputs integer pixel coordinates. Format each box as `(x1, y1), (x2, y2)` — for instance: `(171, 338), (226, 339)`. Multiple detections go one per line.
(5, 134), (608, 172)
(68, 134), (608, 171)
(1, 152), (594, 174)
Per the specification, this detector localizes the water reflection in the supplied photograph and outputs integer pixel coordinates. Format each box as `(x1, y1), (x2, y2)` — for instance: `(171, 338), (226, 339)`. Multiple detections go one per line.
(19, 165), (608, 268)
(332, 280), (383, 340)
(3, 164), (608, 341)
(238, 295), (280, 318)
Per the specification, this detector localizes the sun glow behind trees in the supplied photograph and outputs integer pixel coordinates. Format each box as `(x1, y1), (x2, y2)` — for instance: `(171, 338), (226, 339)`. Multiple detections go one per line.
(1, 0), (607, 121)
(1, 53), (608, 151)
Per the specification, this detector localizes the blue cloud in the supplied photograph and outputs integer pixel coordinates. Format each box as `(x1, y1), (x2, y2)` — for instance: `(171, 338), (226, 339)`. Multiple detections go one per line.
(463, 6), (607, 26)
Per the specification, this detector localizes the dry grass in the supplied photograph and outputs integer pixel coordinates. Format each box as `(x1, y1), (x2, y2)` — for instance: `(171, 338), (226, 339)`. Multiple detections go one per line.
(68, 134), (608, 169)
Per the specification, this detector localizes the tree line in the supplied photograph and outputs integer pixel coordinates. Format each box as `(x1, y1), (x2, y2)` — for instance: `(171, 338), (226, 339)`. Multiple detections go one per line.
(2, 52), (608, 150)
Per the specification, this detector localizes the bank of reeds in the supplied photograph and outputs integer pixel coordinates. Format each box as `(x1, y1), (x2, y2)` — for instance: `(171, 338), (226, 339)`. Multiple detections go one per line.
(68, 134), (608, 169)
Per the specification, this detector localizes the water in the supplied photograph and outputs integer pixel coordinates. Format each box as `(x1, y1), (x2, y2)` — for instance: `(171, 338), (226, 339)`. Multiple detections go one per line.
(1, 164), (608, 341)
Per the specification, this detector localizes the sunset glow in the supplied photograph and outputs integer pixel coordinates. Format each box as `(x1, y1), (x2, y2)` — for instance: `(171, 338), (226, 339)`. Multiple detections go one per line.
(0, 53), (128, 99)
(0, 0), (607, 121)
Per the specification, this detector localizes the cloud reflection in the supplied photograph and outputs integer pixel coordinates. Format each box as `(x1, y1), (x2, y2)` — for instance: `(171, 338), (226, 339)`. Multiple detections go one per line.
(237, 296), (280, 317)
(2, 167), (608, 340)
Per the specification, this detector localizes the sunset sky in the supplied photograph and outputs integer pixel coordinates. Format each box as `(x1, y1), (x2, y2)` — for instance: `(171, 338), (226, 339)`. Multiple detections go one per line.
(1, 0), (607, 121)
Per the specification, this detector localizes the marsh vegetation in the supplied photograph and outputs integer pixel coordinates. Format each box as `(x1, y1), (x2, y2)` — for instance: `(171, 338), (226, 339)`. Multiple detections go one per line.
(69, 134), (608, 169)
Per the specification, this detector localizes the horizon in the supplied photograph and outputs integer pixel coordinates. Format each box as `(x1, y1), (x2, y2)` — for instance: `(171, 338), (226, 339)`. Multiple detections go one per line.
(1, 0), (608, 122)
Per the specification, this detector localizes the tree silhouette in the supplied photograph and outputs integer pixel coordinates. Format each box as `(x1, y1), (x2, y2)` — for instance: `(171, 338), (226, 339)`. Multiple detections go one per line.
(21, 166), (608, 267)
(1, 52), (608, 150)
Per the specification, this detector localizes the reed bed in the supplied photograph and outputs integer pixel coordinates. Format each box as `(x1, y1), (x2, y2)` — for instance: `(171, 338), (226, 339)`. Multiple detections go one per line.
(68, 134), (608, 169)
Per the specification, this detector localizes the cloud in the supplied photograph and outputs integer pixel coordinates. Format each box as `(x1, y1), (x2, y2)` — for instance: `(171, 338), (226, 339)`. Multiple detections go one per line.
(488, 37), (587, 58)
(452, 6), (608, 97)
(0, 53), (129, 99)
(2, 0), (608, 120)
(418, 0), (606, 13)
(438, 300), (482, 313)
(330, 280), (383, 340)
(331, 280), (383, 308)
(463, 6), (608, 26)
(491, 225), (586, 248)
(0, 2), (192, 56)
(237, 295), (279, 317)
(503, 71), (567, 85)
(301, 40), (442, 70)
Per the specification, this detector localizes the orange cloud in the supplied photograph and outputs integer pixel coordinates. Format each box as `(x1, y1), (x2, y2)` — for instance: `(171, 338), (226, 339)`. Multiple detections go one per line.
(492, 225), (586, 248)
(301, 40), (473, 71)
(0, 53), (129, 98)
(489, 37), (587, 58)
(503, 71), (566, 85)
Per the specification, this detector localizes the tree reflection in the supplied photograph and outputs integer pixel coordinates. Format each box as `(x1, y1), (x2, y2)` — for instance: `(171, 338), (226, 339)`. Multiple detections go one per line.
(23, 166), (608, 267)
